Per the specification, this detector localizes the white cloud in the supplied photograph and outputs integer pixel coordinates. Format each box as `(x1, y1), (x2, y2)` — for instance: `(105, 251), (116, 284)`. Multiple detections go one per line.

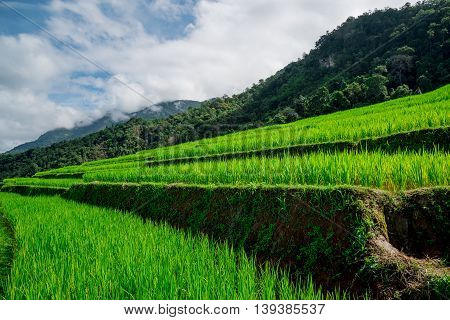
(0, 34), (69, 90)
(0, 0), (418, 152)
(0, 87), (85, 152)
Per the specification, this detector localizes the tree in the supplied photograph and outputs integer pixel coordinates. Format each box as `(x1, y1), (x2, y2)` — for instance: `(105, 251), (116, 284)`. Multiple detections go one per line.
(387, 46), (415, 86)
(364, 74), (388, 103)
(343, 82), (365, 106)
(272, 107), (299, 124)
(292, 95), (310, 117)
(390, 84), (412, 99)
(309, 87), (331, 115)
(374, 65), (388, 75)
(328, 77), (347, 92)
(396, 45), (415, 56)
(330, 91), (351, 111)
(417, 74), (433, 92)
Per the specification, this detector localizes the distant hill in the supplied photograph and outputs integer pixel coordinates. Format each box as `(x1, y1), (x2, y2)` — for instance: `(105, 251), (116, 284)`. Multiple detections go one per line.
(7, 100), (200, 154)
(1, 0), (449, 179)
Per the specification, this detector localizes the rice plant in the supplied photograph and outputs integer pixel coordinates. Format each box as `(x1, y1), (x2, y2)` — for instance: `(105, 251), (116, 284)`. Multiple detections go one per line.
(35, 160), (145, 177)
(3, 178), (81, 188)
(84, 150), (449, 191)
(0, 193), (344, 300)
(0, 217), (13, 295)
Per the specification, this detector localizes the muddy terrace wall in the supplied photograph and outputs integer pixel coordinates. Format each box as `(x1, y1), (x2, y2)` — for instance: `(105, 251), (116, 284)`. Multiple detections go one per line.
(384, 187), (449, 260)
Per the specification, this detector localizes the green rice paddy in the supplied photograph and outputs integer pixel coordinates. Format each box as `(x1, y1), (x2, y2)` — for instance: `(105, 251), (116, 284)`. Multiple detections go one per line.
(83, 150), (449, 191)
(0, 193), (343, 300)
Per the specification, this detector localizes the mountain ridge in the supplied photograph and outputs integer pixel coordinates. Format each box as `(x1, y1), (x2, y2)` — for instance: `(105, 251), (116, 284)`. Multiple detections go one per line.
(6, 100), (200, 154)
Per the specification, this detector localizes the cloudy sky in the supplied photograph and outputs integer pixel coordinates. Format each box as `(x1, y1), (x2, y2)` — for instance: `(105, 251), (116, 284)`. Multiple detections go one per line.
(0, 0), (417, 152)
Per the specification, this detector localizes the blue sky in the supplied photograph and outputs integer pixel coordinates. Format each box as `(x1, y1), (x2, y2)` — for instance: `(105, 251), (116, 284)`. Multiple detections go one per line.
(0, 0), (417, 152)
(0, 1), (50, 35)
(0, 0), (196, 38)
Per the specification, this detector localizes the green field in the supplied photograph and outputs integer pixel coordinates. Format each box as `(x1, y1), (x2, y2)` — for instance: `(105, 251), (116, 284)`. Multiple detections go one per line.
(34, 161), (144, 177)
(0, 215), (13, 296)
(0, 193), (342, 300)
(83, 150), (448, 191)
(3, 178), (82, 188)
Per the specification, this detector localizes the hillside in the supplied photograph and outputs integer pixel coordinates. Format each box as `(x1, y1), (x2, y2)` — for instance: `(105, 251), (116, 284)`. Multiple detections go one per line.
(0, 0), (449, 180)
(7, 100), (200, 154)
(2, 85), (449, 299)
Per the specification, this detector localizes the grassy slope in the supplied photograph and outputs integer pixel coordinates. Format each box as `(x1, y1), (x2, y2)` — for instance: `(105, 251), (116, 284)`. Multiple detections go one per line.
(0, 192), (343, 300)
(3, 178), (81, 189)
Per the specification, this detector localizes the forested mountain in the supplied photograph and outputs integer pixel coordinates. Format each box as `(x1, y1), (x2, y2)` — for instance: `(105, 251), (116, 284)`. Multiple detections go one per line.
(1, 0), (449, 179)
(7, 100), (200, 154)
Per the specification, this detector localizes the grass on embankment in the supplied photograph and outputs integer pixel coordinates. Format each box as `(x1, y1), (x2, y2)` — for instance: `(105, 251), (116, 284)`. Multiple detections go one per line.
(34, 161), (144, 177)
(84, 150), (449, 192)
(2, 178), (81, 189)
(0, 192), (342, 300)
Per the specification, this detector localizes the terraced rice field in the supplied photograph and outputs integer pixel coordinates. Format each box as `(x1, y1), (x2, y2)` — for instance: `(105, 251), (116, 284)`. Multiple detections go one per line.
(1, 85), (449, 299)
(3, 178), (81, 188)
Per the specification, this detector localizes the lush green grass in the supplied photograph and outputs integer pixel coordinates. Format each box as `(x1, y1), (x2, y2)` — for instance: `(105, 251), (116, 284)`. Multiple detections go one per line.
(34, 161), (144, 177)
(3, 178), (81, 188)
(0, 193), (343, 299)
(84, 150), (449, 191)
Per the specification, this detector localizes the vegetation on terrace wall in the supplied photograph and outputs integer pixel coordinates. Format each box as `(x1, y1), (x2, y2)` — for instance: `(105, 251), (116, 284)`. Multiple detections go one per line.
(0, 0), (449, 179)
(384, 187), (450, 262)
